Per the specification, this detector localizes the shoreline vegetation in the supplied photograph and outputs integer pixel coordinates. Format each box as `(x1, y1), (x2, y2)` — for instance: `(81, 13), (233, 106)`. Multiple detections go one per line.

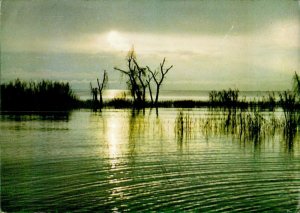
(0, 79), (80, 111)
(1, 73), (299, 111)
(1, 79), (300, 111)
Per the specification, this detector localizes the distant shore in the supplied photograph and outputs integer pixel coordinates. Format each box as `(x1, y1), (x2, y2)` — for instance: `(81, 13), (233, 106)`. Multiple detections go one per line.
(1, 79), (299, 112)
(2, 97), (299, 112)
(78, 98), (291, 110)
(74, 89), (284, 102)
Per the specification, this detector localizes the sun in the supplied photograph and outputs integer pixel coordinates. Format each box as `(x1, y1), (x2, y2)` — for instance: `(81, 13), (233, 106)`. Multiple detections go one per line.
(106, 30), (130, 51)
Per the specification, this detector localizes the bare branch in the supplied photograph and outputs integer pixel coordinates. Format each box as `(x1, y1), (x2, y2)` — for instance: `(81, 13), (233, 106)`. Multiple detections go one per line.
(103, 70), (108, 86)
(160, 58), (166, 70)
(146, 74), (153, 84)
(147, 66), (159, 84)
(165, 65), (173, 75)
(114, 67), (130, 75)
(133, 58), (141, 71)
(97, 78), (101, 90)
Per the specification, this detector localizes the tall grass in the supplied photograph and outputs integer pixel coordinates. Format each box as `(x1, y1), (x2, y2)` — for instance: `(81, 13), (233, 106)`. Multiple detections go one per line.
(1, 79), (79, 111)
(174, 108), (297, 144)
(279, 91), (299, 136)
(175, 111), (193, 143)
(215, 108), (266, 142)
(293, 72), (300, 98)
(209, 89), (239, 107)
(260, 92), (277, 111)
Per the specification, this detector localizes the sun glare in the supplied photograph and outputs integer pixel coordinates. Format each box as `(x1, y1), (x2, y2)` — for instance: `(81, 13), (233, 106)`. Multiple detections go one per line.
(106, 30), (130, 51)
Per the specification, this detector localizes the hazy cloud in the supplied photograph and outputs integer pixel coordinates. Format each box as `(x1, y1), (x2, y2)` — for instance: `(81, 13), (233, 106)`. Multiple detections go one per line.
(1, 0), (299, 91)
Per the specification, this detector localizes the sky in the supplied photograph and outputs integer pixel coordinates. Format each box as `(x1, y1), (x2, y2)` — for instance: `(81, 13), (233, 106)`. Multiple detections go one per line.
(1, 0), (299, 92)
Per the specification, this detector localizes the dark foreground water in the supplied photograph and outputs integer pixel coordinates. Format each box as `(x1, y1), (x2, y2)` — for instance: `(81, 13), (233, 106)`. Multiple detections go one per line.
(1, 109), (299, 212)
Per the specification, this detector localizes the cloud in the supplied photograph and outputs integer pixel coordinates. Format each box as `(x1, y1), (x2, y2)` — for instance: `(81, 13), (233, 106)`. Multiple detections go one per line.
(2, 0), (299, 42)
(1, 0), (299, 91)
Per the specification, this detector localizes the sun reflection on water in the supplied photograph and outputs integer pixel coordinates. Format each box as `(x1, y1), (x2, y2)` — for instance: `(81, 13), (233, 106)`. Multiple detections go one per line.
(107, 118), (118, 152)
(106, 113), (127, 169)
(104, 112), (130, 209)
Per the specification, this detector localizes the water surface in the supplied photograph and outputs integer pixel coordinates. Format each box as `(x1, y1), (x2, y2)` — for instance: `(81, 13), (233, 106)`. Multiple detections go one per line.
(1, 109), (299, 212)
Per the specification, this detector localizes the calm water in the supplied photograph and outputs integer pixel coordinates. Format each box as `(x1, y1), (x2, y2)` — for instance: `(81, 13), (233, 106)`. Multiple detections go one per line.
(1, 109), (299, 212)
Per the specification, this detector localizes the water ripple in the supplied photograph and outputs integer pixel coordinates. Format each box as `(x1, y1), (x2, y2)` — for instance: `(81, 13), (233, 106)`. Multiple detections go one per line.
(1, 110), (299, 212)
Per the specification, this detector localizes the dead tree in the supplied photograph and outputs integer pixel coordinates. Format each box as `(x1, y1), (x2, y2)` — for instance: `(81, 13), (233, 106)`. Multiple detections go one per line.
(133, 59), (148, 105)
(115, 48), (172, 108)
(97, 70), (108, 110)
(146, 74), (154, 105)
(114, 48), (144, 106)
(147, 58), (173, 106)
(90, 82), (98, 109)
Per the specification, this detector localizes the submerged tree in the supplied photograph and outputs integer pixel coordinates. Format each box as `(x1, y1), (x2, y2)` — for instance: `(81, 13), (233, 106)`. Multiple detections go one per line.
(115, 48), (137, 101)
(147, 58), (173, 106)
(114, 47), (173, 108)
(97, 70), (108, 110)
(114, 47), (149, 107)
(90, 82), (98, 109)
(146, 74), (154, 105)
(90, 70), (108, 111)
(133, 60), (149, 105)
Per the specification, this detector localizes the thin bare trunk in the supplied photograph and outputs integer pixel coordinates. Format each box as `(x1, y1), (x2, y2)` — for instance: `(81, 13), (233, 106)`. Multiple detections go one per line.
(155, 84), (160, 106)
(148, 84), (153, 104)
(147, 58), (173, 107)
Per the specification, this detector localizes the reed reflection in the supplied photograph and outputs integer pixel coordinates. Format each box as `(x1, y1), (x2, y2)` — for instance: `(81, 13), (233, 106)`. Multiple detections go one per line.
(0, 111), (71, 121)
(128, 109), (167, 156)
(127, 110), (149, 178)
(175, 111), (192, 152)
(174, 108), (299, 153)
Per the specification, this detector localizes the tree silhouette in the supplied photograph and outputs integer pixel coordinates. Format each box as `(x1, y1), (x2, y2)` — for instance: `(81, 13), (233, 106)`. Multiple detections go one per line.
(114, 47), (173, 108)
(146, 74), (154, 105)
(133, 59), (149, 106)
(114, 47), (145, 106)
(97, 70), (108, 110)
(90, 82), (98, 109)
(147, 58), (173, 106)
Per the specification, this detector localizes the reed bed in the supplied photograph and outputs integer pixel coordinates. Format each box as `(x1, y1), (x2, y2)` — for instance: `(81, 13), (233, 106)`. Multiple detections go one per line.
(1, 79), (79, 111)
(174, 108), (298, 144)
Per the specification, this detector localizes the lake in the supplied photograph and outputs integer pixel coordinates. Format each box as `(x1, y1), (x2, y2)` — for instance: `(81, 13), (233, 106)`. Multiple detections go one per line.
(1, 109), (299, 212)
